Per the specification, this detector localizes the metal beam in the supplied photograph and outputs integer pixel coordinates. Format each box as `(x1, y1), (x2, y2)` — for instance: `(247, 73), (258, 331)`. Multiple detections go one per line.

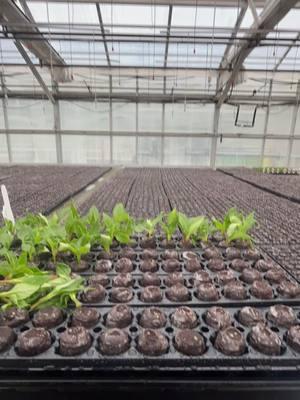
(216, 0), (298, 106)
(217, 2), (247, 95)
(14, 40), (55, 104)
(0, 74), (12, 163)
(248, 0), (259, 27)
(288, 80), (300, 167)
(210, 104), (221, 169)
(52, 81), (63, 163)
(273, 32), (300, 71)
(24, 0), (300, 7)
(163, 5), (173, 94)
(161, 103), (165, 166)
(218, 2), (248, 71)
(96, 3), (111, 67)
(18, 0), (35, 21)
(0, 0), (70, 82)
(109, 75), (113, 164)
(260, 79), (273, 167)
(1, 89), (300, 104)
(1, 129), (296, 140)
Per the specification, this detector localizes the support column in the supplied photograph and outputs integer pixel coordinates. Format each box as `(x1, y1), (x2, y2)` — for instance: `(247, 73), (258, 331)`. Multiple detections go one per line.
(260, 79), (273, 167)
(135, 76), (138, 165)
(52, 82), (62, 164)
(109, 75), (113, 164)
(53, 100), (63, 164)
(161, 103), (165, 166)
(210, 104), (220, 169)
(1, 74), (12, 163)
(287, 80), (300, 167)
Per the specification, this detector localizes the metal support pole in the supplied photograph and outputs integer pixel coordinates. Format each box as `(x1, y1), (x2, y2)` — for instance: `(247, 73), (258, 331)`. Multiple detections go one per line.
(260, 79), (273, 167)
(52, 81), (63, 163)
(53, 101), (63, 164)
(96, 3), (111, 67)
(0, 74), (12, 163)
(287, 80), (300, 167)
(248, 0), (259, 27)
(210, 104), (220, 169)
(161, 103), (165, 166)
(135, 76), (138, 165)
(14, 41), (55, 104)
(109, 75), (113, 164)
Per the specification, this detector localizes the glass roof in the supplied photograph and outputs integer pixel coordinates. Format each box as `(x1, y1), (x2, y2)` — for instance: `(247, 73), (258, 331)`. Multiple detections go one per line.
(0, 1), (297, 71)
(0, 0), (298, 100)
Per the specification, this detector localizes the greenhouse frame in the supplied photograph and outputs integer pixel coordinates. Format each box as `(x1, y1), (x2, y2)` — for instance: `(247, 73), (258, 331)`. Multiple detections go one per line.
(0, 0), (300, 168)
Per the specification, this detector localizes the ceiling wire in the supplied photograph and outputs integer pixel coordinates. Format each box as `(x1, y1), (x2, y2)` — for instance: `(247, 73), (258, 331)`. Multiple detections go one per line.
(111, 0), (114, 52)
(193, 0), (198, 55)
(118, 41), (121, 85)
(93, 30), (97, 104)
(208, 2), (217, 92)
(152, 0), (156, 80)
(290, 45), (299, 89)
(67, 1), (74, 77)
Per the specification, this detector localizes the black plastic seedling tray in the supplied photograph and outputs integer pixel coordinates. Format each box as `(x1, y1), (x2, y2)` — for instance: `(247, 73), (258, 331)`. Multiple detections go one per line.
(54, 239), (300, 307)
(2, 236), (300, 390)
(1, 306), (300, 371)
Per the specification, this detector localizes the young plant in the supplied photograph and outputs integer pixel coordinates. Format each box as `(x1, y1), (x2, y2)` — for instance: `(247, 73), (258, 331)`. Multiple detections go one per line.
(0, 251), (47, 280)
(30, 263), (84, 310)
(102, 203), (135, 246)
(59, 236), (91, 264)
(135, 213), (162, 238)
(38, 214), (66, 263)
(0, 226), (14, 255)
(197, 217), (215, 244)
(160, 209), (178, 243)
(212, 208), (242, 239)
(83, 206), (102, 246)
(177, 213), (206, 246)
(226, 212), (256, 246)
(0, 263), (84, 310)
(14, 223), (44, 261)
(64, 203), (88, 240)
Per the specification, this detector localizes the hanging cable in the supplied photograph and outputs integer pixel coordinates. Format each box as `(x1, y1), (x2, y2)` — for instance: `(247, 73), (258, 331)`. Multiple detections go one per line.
(193, 0), (198, 55)
(290, 45), (299, 89)
(209, 2), (216, 92)
(111, 0), (114, 52)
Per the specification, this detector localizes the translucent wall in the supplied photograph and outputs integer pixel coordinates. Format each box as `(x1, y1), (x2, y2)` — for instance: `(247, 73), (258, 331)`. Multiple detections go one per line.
(139, 103), (162, 132)
(263, 139), (289, 167)
(10, 134), (57, 163)
(7, 99), (54, 130)
(62, 135), (110, 164)
(112, 103), (136, 131)
(219, 104), (265, 134)
(164, 103), (213, 133)
(294, 106), (300, 135)
(137, 136), (162, 165)
(0, 135), (9, 163)
(0, 102), (5, 129)
(112, 136), (136, 164)
(216, 138), (262, 167)
(1, 99), (299, 167)
(267, 105), (293, 135)
(60, 101), (109, 131)
(164, 137), (211, 166)
(290, 140), (300, 168)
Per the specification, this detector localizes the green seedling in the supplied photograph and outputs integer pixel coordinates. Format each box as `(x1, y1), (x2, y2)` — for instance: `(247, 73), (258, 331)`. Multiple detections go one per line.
(177, 213), (206, 245)
(161, 209), (178, 242)
(135, 213), (162, 238)
(59, 236), (91, 264)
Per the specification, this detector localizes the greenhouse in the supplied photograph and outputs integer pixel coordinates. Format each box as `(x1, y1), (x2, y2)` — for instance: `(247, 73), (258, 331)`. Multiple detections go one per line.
(0, 0), (300, 398)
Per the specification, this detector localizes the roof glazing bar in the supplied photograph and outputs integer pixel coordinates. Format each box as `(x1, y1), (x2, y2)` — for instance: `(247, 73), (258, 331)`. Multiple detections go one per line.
(96, 3), (111, 67)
